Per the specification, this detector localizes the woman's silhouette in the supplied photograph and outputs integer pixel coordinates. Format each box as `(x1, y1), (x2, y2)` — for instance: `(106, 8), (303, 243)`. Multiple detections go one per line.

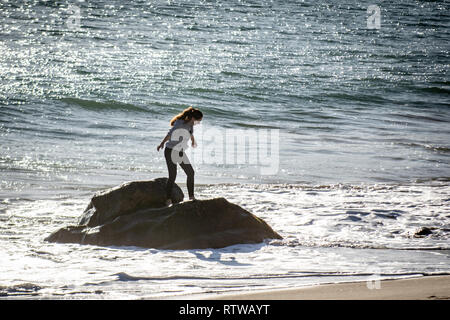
(157, 107), (203, 206)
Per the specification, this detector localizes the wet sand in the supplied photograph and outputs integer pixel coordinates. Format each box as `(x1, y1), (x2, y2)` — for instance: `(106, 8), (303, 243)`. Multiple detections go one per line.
(207, 275), (450, 300)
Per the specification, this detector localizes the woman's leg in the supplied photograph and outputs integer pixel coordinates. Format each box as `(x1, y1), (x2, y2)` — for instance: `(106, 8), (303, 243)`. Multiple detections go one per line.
(179, 154), (195, 199)
(164, 147), (177, 200)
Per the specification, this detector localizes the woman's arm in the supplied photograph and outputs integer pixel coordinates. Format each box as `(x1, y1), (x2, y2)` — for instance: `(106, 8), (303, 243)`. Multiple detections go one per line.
(157, 133), (170, 151)
(191, 134), (197, 148)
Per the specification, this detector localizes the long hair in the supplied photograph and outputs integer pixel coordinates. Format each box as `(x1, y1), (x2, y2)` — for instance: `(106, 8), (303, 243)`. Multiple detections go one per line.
(170, 106), (203, 126)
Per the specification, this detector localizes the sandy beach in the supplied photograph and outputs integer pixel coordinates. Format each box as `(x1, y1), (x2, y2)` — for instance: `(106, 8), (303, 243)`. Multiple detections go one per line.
(208, 276), (450, 300)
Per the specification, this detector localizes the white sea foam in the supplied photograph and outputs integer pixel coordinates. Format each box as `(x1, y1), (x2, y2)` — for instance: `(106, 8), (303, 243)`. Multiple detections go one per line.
(0, 182), (448, 299)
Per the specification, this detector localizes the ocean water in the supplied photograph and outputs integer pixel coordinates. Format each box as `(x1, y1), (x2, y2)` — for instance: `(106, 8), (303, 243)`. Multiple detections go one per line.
(1, 0), (449, 299)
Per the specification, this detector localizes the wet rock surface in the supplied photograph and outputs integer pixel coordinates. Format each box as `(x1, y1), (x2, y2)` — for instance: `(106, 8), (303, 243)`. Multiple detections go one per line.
(46, 179), (282, 249)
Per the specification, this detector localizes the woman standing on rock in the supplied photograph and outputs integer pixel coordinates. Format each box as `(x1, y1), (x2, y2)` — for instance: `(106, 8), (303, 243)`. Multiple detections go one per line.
(157, 106), (203, 206)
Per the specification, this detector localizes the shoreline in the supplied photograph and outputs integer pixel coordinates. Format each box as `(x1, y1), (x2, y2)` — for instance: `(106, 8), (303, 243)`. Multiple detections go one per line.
(203, 275), (450, 300)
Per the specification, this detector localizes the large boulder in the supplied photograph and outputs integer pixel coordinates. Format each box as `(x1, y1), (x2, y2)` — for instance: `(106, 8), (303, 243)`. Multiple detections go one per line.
(78, 178), (184, 227)
(45, 180), (282, 250)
